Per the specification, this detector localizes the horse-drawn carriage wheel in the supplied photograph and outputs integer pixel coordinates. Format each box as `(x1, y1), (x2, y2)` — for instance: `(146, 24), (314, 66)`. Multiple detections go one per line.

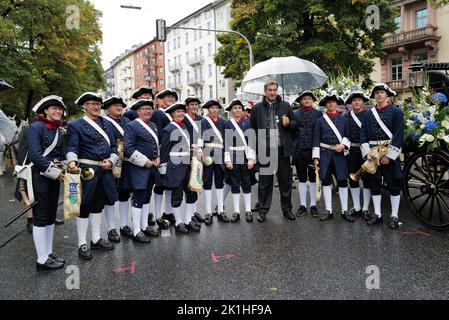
(403, 149), (449, 231)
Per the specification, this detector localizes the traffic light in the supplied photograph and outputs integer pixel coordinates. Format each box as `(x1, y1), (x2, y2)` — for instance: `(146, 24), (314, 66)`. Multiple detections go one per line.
(156, 19), (167, 42)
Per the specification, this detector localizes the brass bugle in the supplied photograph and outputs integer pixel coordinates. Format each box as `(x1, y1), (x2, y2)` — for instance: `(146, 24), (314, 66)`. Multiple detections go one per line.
(350, 168), (364, 182)
(81, 167), (95, 181)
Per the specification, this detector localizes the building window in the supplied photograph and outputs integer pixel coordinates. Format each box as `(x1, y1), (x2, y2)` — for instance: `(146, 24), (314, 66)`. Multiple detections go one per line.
(159, 66), (163, 73)
(219, 80), (226, 89)
(186, 52), (189, 63)
(207, 22), (211, 35)
(391, 58), (402, 81)
(177, 37), (181, 49)
(194, 29), (197, 41)
(209, 85), (213, 98)
(167, 41), (170, 52)
(185, 33), (189, 45)
(208, 64), (213, 77)
(194, 15), (201, 25)
(217, 11), (224, 22)
(416, 9), (427, 29)
(208, 43), (212, 56)
(394, 16), (401, 33)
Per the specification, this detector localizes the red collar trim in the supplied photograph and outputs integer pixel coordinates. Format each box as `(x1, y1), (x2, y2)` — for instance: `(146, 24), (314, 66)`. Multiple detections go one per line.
(326, 112), (339, 117)
(37, 115), (62, 130)
(302, 106), (313, 111)
(208, 115), (219, 123)
(173, 120), (185, 127)
(376, 103), (390, 111)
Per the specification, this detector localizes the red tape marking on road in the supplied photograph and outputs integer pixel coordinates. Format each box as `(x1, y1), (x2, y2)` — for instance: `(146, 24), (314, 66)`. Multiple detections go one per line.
(401, 228), (431, 237)
(211, 252), (236, 264)
(113, 261), (137, 274)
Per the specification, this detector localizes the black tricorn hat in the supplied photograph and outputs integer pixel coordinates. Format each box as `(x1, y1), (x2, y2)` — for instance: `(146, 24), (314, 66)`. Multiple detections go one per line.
(130, 99), (154, 111)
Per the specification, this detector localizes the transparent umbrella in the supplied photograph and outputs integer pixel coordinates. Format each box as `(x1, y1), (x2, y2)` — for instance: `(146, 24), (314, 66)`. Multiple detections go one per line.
(241, 56), (327, 99)
(0, 80), (14, 92)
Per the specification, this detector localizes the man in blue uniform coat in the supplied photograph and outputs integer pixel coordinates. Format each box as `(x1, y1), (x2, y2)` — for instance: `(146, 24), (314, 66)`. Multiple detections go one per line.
(313, 92), (353, 223)
(224, 99), (256, 223)
(101, 96), (132, 243)
(151, 88), (178, 225)
(123, 86), (154, 121)
(123, 99), (162, 243)
(160, 102), (200, 234)
(360, 83), (404, 230)
(292, 91), (322, 218)
(66, 92), (119, 260)
(183, 95), (205, 225)
(344, 90), (372, 220)
(28, 95), (66, 270)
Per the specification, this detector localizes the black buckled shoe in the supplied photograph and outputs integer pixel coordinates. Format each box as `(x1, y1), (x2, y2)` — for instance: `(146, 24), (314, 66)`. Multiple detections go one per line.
(341, 210), (355, 222)
(320, 210), (334, 221)
(162, 213), (176, 225)
(175, 223), (189, 234)
(36, 257), (64, 271)
(217, 212), (230, 223)
(132, 231), (151, 243)
(192, 219), (202, 228)
(193, 212), (206, 223)
(296, 206), (307, 217)
(156, 218), (170, 230)
(362, 210), (370, 221)
(389, 217), (399, 230)
(26, 218), (33, 233)
(120, 225), (134, 238)
(49, 253), (66, 264)
(251, 202), (260, 213)
(257, 212), (266, 223)
(204, 214), (213, 225)
(349, 208), (362, 218)
(78, 244), (92, 260)
(108, 229), (121, 243)
(367, 214), (383, 226)
(213, 205), (219, 216)
(231, 212), (240, 223)
(142, 226), (159, 237)
(148, 213), (155, 226)
(310, 206), (319, 217)
(55, 218), (65, 225)
(90, 238), (114, 251)
(283, 211), (296, 221)
(186, 222), (200, 233)
(245, 211), (253, 222)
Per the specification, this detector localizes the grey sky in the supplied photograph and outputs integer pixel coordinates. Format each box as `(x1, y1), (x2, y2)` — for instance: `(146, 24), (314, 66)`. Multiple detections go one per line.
(89, 0), (212, 69)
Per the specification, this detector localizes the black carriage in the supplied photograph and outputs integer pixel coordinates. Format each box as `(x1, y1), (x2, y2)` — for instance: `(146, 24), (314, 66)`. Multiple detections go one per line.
(402, 62), (449, 231)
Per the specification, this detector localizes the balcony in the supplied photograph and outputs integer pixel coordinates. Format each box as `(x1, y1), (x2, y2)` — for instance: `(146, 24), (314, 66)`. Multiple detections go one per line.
(187, 55), (204, 66)
(168, 63), (182, 73)
(386, 79), (408, 91)
(383, 26), (440, 53)
(187, 77), (205, 87)
(168, 82), (182, 90)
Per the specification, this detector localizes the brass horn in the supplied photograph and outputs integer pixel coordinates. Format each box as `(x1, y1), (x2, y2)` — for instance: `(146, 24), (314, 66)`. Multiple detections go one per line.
(81, 167), (95, 181)
(202, 156), (213, 166)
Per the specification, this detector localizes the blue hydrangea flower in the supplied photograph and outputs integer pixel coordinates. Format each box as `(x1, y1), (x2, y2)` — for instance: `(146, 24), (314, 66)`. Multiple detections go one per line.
(431, 92), (448, 106)
(424, 121), (438, 133)
(410, 132), (421, 142)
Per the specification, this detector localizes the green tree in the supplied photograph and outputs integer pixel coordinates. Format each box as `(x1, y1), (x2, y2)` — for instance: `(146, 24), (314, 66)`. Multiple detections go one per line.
(430, 0), (449, 8)
(0, 0), (104, 120)
(215, 0), (398, 88)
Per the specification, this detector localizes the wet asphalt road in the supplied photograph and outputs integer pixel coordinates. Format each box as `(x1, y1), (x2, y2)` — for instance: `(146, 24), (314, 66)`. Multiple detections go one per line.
(0, 172), (448, 300)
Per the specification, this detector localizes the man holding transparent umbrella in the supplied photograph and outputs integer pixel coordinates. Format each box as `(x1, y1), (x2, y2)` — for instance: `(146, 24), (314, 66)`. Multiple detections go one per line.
(250, 80), (298, 222)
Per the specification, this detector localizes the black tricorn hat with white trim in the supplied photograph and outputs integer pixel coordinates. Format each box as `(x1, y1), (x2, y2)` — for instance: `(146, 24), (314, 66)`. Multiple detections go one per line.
(132, 86), (154, 99)
(319, 92), (344, 107)
(130, 99), (154, 111)
(33, 95), (66, 114)
(344, 90), (370, 105)
(295, 90), (317, 103)
(369, 83), (396, 98)
(202, 99), (222, 109)
(184, 95), (202, 106)
(156, 88), (178, 101)
(102, 96), (126, 109)
(165, 102), (186, 114)
(75, 92), (103, 106)
(225, 98), (244, 111)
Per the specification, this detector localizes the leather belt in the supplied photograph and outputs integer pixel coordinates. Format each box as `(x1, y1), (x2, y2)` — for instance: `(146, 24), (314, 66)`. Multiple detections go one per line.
(350, 143), (361, 147)
(79, 159), (102, 166)
(320, 143), (336, 151)
(369, 140), (390, 145)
